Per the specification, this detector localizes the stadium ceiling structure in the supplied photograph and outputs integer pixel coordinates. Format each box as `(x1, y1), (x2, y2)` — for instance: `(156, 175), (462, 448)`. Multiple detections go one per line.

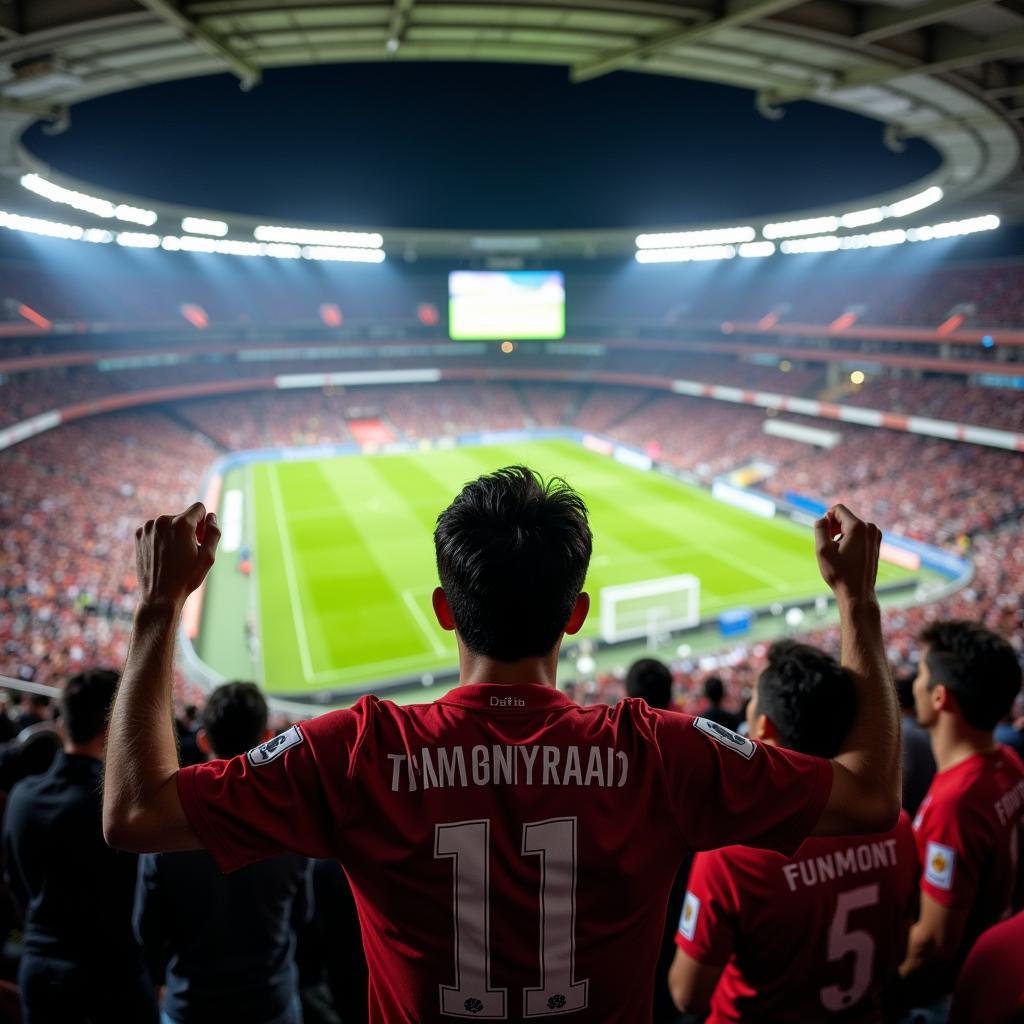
(0, 0), (1021, 259)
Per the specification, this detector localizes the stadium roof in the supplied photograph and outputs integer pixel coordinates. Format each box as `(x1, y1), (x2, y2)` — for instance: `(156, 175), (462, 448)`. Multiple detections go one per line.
(0, 0), (1020, 258)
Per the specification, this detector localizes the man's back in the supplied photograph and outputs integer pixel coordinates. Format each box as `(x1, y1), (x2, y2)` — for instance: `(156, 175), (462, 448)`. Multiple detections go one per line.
(675, 813), (918, 1023)
(3, 751), (141, 963)
(134, 850), (310, 1024)
(178, 684), (831, 1023)
(911, 745), (1024, 967)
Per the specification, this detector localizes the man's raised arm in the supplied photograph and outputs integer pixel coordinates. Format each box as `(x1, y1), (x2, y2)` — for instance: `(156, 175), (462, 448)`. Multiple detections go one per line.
(103, 503), (221, 853)
(812, 504), (901, 836)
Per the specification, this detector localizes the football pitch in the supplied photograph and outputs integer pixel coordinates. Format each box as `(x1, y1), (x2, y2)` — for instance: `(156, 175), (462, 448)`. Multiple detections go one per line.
(197, 439), (915, 695)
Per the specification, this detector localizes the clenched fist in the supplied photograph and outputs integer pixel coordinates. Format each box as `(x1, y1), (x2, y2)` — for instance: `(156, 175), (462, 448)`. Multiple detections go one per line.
(135, 502), (221, 612)
(814, 504), (881, 607)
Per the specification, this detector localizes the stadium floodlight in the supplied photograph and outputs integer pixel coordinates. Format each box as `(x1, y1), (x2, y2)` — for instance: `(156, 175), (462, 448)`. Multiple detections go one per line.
(839, 207), (884, 229)
(839, 229), (906, 250)
(82, 228), (114, 244)
(906, 214), (999, 242)
(263, 242), (303, 259)
(763, 215), (839, 240)
(302, 245), (387, 263)
(883, 186), (943, 219)
(635, 244), (736, 263)
(0, 209), (84, 240)
(116, 232), (160, 248)
(162, 235), (263, 256)
(635, 225), (754, 249)
(738, 241), (776, 258)
(181, 216), (229, 237)
(600, 574), (701, 645)
(255, 225), (384, 248)
(21, 173), (115, 218)
(779, 235), (841, 254)
(114, 204), (158, 226)
(21, 174), (157, 225)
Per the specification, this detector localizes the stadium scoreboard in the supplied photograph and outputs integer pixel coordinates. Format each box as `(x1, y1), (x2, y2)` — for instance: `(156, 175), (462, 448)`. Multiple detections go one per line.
(448, 270), (565, 341)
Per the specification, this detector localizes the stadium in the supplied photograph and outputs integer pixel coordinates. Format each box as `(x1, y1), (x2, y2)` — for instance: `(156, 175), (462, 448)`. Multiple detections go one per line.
(0, 1), (1023, 1023)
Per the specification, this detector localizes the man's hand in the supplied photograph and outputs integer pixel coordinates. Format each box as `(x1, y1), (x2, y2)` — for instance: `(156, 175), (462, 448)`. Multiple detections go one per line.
(135, 502), (220, 612)
(814, 504), (881, 607)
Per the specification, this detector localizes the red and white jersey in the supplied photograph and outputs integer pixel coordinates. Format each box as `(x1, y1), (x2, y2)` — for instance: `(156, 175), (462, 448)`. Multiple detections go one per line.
(177, 683), (831, 1023)
(912, 745), (1024, 967)
(675, 813), (918, 1023)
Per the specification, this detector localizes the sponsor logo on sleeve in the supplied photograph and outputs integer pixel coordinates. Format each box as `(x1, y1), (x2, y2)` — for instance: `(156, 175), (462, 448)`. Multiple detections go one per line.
(679, 892), (700, 941)
(924, 841), (956, 891)
(247, 725), (304, 766)
(693, 717), (757, 760)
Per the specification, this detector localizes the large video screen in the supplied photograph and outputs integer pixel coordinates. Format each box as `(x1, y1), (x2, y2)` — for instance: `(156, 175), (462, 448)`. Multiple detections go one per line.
(448, 271), (565, 340)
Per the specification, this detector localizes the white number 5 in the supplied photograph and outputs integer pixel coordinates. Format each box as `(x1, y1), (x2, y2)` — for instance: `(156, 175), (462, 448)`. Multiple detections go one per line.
(435, 817), (589, 1018)
(820, 883), (879, 1012)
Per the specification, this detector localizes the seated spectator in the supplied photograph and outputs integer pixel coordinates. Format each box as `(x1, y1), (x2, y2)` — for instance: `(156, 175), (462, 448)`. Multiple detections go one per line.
(669, 640), (918, 1022)
(994, 708), (1024, 759)
(897, 673), (936, 816)
(700, 676), (741, 731)
(948, 911), (1024, 1024)
(899, 621), (1024, 1006)
(625, 657), (673, 710)
(2, 669), (157, 1024)
(134, 682), (312, 1024)
(13, 695), (50, 733)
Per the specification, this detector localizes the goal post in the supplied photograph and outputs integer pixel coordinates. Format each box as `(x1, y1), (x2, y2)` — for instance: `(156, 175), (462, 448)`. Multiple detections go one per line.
(599, 574), (701, 645)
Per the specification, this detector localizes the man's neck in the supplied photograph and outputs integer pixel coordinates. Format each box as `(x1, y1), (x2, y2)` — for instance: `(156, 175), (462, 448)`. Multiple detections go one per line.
(930, 716), (996, 773)
(458, 651), (560, 688)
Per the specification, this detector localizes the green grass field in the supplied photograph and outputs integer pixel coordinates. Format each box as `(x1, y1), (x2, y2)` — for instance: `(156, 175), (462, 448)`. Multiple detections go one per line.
(197, 439), (915, 695)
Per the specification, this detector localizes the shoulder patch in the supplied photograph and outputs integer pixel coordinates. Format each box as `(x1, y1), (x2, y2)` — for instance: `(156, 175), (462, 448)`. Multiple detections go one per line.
(924, 841), (956, 891)
(693, 716), (756, 760)
(247, 725), (303, 766)
(678, 891), (701, 941)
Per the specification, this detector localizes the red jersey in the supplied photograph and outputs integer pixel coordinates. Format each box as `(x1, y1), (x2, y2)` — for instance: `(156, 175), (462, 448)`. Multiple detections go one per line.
(674, 813), (918, 1023)
(177, 683), (832, 1023)
(912, 745), (1024, 968)
(949, 910), (1024, 1024)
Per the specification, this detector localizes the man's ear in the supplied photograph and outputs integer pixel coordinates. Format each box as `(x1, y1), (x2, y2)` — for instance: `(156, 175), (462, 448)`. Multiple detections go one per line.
(432, 587), (456, 631)
(564, 592), (590, 636)
(752, 713), (778, 745)
(196, 729), (211, 755)
(933, 683), (955, 714)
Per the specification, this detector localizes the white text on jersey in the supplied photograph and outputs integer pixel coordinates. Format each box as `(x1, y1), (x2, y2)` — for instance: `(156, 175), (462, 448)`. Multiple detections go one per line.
(782, 838), (899, 892)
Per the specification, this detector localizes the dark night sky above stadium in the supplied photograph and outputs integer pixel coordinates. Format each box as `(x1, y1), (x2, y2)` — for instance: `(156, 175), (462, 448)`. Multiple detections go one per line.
(24, 63), (942, 231)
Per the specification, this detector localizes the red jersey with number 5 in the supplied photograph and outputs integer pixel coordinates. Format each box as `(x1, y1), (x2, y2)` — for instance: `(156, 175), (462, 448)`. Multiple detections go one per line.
(675, 812), (918, 1023)
(177, 683), (831, 1023)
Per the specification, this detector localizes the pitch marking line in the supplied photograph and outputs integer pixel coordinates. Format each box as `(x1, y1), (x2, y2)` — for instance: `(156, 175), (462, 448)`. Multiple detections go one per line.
(268, 463), (316, 682)
(403, 589), (447, 655)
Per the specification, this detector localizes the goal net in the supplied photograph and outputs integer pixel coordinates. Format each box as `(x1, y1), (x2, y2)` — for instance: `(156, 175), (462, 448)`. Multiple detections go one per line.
(599, 574), (701, 645)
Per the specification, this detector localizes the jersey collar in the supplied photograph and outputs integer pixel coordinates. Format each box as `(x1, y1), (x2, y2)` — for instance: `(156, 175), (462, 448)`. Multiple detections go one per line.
(438, 682), (575, 712)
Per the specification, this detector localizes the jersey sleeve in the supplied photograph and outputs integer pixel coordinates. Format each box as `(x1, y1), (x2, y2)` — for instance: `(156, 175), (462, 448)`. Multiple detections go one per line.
(914, 793), (987, 909)
(177, 699), (373, 873)
(653, 710), (833, 856)
(674, 850), (739, 968)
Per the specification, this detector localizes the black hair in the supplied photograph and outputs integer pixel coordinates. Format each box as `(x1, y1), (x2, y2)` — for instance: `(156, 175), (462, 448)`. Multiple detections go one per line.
(703, 676), (725, 705)
(756, 641), (857, 758)
(62, 669), (119, 745)
(625, 658), (673, 710)
(434, 465), (592, 662)
(201, 682), (268, 759)
(920, 621), (1022, 732)
(895, 673), (917, 711)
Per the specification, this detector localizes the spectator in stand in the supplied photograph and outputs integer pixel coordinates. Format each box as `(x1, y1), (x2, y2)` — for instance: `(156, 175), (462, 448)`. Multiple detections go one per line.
(948, 910), (1024, 1024)
(899, 621), (1024, 1010)
(134, 682), (311, 1024)
(13, 695), (50, 733)
(625, 656), (689, 1023)
(700, 676), (741, 731)
(897, 673), (936, 816)
(625, 657), (673, 710)
(669, 640), (918, 1022)
(175, 704), (203, 768)
(2, 669), (157, 1024)
(994, 705), (1024, 759)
